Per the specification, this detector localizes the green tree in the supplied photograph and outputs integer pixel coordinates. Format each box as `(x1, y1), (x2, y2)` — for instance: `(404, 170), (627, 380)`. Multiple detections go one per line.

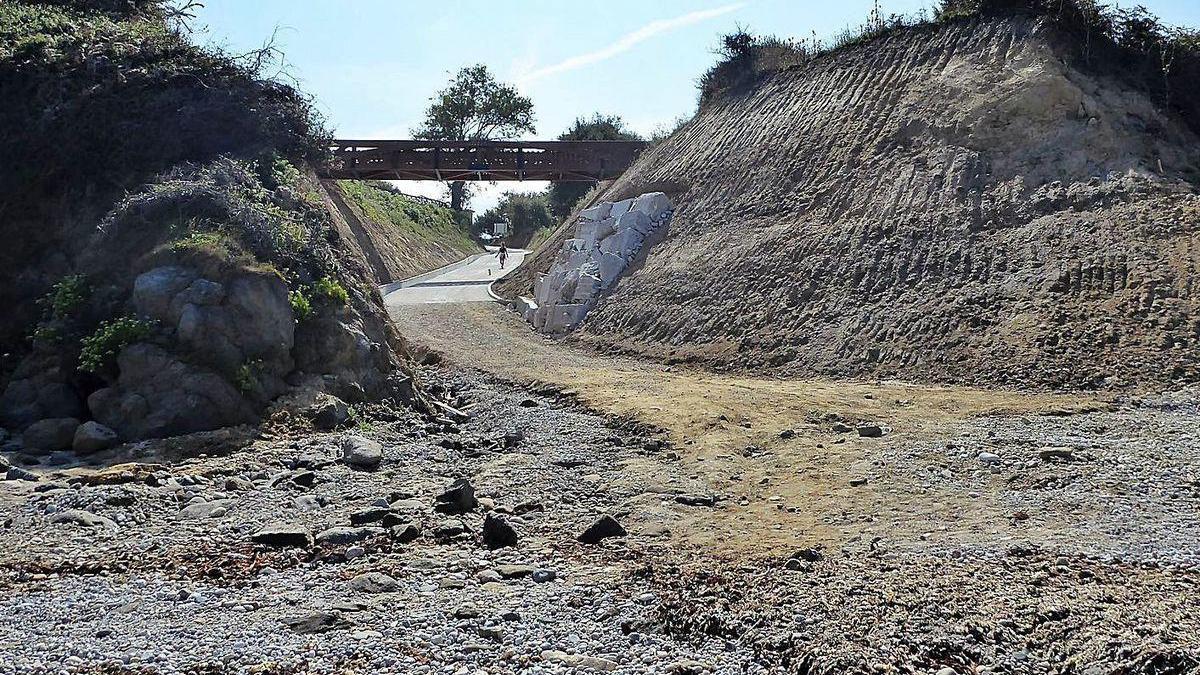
(414, 64), (535, 211)
(475, 192), (554, 248)
(548, 113), (642, 219)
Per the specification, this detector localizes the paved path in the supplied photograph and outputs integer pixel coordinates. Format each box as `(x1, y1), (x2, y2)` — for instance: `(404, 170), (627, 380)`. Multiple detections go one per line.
(382, 248), (527, 305)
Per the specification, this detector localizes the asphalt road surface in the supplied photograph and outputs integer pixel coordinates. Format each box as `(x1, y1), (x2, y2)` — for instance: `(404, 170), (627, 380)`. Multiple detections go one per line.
(382, 248), (527, 306)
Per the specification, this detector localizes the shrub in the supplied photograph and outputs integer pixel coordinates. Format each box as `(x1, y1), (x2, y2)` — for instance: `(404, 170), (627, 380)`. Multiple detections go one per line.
(79, 316), (154, 374)
(35, 274), (88, 321)
(233, 359), (263, 394)
(312, 276), (348, 305)
(289, 288), (313, 321)
(695, 1), (1200, 134)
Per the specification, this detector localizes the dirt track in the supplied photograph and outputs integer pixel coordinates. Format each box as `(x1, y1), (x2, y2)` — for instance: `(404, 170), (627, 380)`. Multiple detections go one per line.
(390, 303), (1199, 562)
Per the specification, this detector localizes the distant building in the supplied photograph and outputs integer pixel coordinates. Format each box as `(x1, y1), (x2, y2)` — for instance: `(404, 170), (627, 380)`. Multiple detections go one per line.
(493, 221), (509, 237)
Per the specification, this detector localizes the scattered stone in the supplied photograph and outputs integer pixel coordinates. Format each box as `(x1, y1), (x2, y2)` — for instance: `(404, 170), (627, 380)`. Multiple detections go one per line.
(49, 509), (117, 529)
(482, 513), (518, 549)
(22, 417), (80, 453)
(832, 422), (853, 433)
(541, 650), (620, 672)
(316, 526), (384, 546)
(282, 611), (348, 634)
(348, 572), (399, 594)
(978, 451), (1002, 465)
(779, 429), (796, 439)
(849, 477), (868, 487)
(224, 477), (253, 491)
(178, 499), (232, 520)
(349, 507), (390, 525)
(340, 435), (382, 471)
(252, 522), (313, 548)
(290, 471), (316, 488)
(856, 425), (884, 438)
(675, 493), (717, 507)
(578, 514), (627, 544)
(495, 564), (535, 579)
(308, 395), (351, 431)
(72, 421), (119, 454)
(389, 522), (421, 543)
(1039, 446), (1076, 462)
(790, 548), (823, 562)
(532, 569), (557, 583)
(519, 399), (538, 408)
(455, 603), (483, 619)
(434, 478), (477, 514)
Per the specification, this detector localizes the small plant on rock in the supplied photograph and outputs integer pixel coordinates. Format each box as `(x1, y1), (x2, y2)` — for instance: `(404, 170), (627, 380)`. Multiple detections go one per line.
(312, 276), (349, 305)
(289, 288), (313, 322)
(41, 274), (89, 319)
(79, 316), (155, 375)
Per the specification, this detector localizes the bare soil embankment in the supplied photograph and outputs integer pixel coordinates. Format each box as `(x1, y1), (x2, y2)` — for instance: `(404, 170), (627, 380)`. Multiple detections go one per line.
(501, 15), (1200, 390)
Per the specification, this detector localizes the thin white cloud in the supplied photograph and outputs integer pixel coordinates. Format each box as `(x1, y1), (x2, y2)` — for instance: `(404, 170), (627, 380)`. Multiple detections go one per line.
(518, 3), (745, 84)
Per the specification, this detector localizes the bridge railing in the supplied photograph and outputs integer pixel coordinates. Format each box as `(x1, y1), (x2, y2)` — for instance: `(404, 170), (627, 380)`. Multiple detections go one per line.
(322, 140), (648, 182)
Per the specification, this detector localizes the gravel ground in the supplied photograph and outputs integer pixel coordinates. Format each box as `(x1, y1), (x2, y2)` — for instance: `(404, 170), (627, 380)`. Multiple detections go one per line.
(1, 369), (1199, 674)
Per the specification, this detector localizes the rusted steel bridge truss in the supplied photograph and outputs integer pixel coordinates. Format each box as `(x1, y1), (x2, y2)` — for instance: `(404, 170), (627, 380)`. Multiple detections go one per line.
(321, 140), (648, 182)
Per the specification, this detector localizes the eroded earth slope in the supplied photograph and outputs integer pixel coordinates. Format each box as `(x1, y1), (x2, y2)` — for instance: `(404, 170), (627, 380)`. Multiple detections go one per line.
(504, 15), (1200, 389)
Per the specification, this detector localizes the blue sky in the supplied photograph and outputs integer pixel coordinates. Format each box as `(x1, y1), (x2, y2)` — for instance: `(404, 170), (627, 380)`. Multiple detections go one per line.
(194, 0), (1200, 210)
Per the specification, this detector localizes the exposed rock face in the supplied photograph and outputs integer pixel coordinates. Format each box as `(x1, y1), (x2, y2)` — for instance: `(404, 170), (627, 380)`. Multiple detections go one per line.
(519, 193), (672, 333)
(0, 354), (84, 429)
(88, 344), (254, 440)
(504, 17), (1200, 389)
(134, 267), (294, 398)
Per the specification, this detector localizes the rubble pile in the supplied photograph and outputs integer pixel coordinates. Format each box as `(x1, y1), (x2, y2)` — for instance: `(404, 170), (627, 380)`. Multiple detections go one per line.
(517, 193), (673, 333)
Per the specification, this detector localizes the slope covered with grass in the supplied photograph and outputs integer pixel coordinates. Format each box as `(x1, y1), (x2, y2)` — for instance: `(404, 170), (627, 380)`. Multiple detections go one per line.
(328, 181), (479, 283)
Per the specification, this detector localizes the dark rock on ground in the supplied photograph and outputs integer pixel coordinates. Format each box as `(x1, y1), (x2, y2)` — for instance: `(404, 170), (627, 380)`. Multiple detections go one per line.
(22, 417), (80, 453)
(340, 435), (382, 471)
(252, 522), (313, 548)
(49, 509), (117, 529)
(308, 394), (351, 431)
(72, 421), (119, 454)
(856, 425), (884, 438)
(389, 522), (421, 543)
(435, 478), (478, 514)
(482, 513), (518, 549)
(348, 572), (399, 593)
(578, 515), (627, 544)
(282, 611), (349, 634)
(316, 526), (385, 546)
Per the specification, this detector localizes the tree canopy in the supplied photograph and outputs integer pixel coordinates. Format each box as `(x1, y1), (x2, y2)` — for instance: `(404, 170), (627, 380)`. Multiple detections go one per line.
(414, 64), (535, 210)
(475, 192), (554, 248)
(548, 113), (641, 219)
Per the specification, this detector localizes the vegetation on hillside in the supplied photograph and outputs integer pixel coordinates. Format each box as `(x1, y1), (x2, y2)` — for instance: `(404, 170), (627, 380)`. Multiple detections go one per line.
(0, 0), (328, 213)
(336, 180), (477, 254)
(697, 0), (1200, 136)
(475, 192), (555, 249)
(548, 113), (643, 219)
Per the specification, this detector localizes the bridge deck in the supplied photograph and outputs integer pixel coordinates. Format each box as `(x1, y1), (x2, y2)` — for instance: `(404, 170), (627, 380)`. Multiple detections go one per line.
(321, 140), (648, 182)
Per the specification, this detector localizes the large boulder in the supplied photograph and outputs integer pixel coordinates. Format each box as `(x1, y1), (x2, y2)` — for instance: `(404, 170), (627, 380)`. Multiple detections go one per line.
(73, 421), (119, 454)
(0, 354), (84, 428)
(22, 417), (80, 453)
(88, 344), (254, 440)
(340, 435), (382, 470)
(133, 267), (294, 399)
(293, 309), (392, 403)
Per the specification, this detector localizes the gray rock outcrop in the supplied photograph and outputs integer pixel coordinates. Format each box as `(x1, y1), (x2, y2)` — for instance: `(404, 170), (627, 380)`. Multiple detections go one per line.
(88, 344), (254, 440)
